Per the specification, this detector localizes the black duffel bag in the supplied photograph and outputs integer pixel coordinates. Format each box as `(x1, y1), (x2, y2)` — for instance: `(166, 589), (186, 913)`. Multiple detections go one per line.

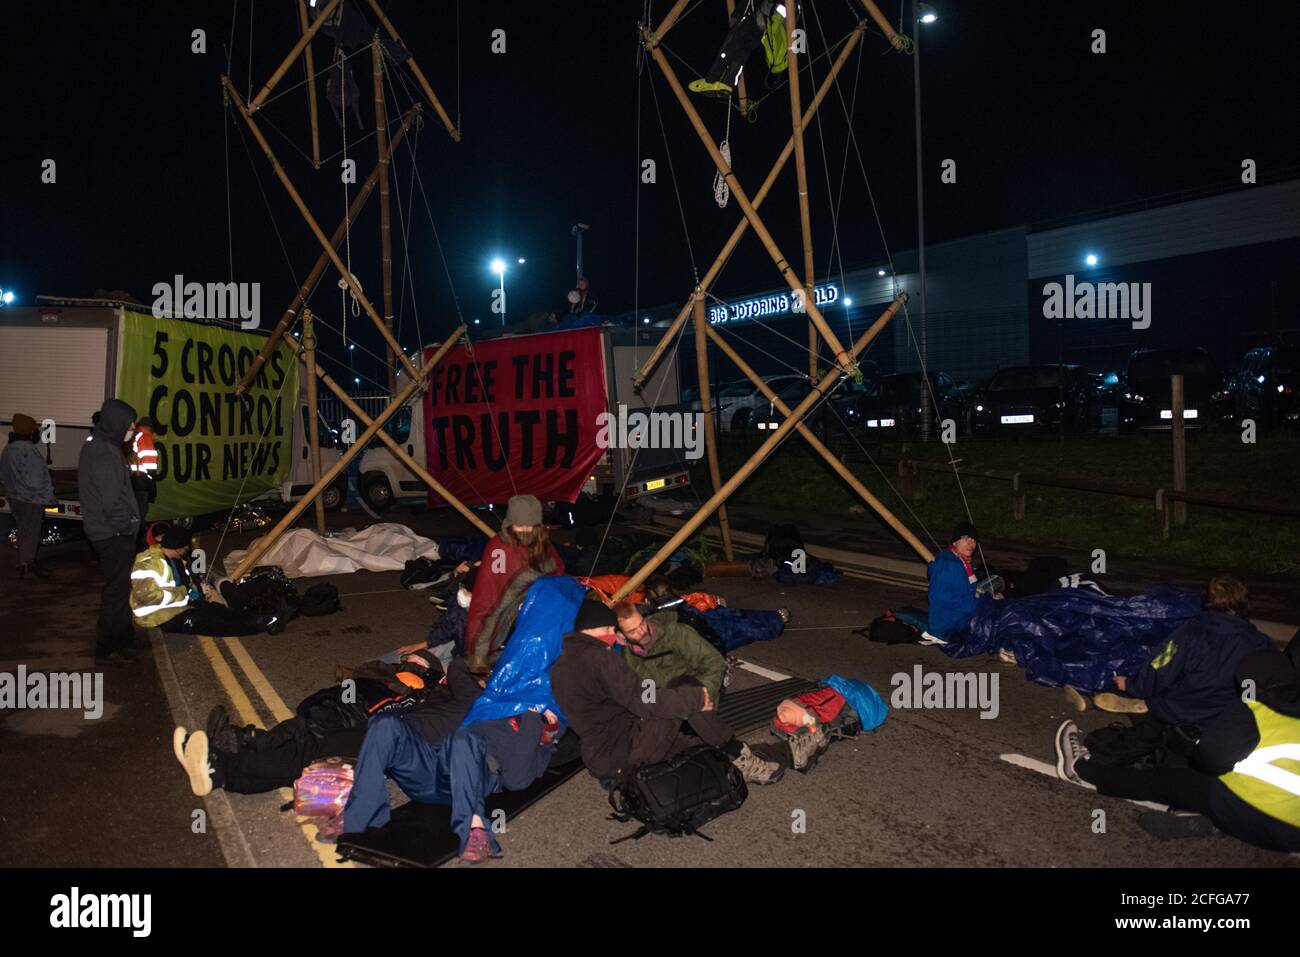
(608, 745), (747, 843)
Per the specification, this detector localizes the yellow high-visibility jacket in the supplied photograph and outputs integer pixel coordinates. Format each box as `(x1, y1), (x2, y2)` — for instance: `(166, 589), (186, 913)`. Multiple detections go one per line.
(129, 545), (191, 627)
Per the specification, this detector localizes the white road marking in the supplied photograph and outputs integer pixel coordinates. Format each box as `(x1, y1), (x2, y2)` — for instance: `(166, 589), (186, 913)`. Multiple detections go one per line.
(999, 753), (1168, 811)
(734, 659), (791, 682)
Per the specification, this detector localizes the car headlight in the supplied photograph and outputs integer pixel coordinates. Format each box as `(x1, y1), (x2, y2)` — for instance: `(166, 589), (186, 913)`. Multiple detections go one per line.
(975, 404), (984, 412)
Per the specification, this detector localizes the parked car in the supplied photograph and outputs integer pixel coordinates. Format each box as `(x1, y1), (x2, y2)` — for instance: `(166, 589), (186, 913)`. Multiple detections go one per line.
(1118, 347), (1222, 432)
(851, 371), (965, 439)
(712, 375), (806, 432)
(970, 364), (1095, 436)
(1231, 345), (1300, 427)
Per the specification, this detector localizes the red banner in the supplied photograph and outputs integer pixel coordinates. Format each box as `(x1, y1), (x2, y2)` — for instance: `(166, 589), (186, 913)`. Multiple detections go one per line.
(422, 328), (608, 505)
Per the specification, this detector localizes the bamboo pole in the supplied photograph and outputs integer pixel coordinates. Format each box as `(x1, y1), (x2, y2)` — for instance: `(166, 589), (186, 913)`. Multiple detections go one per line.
(722, 0), (750, 115)
(365, 0), (461, 141)
(633, 24), (864, 388)
(229, 325), (465, 581)
(647, 0), (693, 46)
(297, 0), (323, 168)
(613, 295), (907, 601)
(298, 0), (324, 168)
(249, 0), (341, 112)
(372, 40), (397, 396)
(642, 26), (855, 375)
(704, 317), (933, 562)
(784, 2), (818, 381)
(302, 311), (326, 535)
(223, 78), (421, 384)
(694, 292), (734, 560)
(857, 0), (909, 51)
(284, 334), (495, 538)
(236, 105), (420, 395)
(1171, 373), (1187, 526)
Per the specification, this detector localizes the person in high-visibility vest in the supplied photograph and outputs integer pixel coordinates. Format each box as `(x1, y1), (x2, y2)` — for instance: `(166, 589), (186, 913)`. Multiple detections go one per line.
(1056, 646), (1300, 851)
(129, 418), (159, 548)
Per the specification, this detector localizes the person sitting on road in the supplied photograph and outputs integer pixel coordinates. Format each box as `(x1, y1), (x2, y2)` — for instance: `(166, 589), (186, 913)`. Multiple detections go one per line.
(923, 523), (990, 645)
(369, 565), (479, 677)
(131, 524), (283, 637)
(613, 600), (727, 705)
(1056, 648), (1300, 851)
(1078, 575), (1272, 767)
(550, 598), (785, 787)
(341, 657), (561, 864)
(464, 495), (565, 674)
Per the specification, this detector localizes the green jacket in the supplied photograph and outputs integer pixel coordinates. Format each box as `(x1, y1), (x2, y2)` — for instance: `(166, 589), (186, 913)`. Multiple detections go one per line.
(621, 611), (725, 702)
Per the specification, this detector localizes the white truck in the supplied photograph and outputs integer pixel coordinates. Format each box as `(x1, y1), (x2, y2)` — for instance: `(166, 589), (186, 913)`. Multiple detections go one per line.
(357, 324), (692, 510)
(0, 298), (345, 538)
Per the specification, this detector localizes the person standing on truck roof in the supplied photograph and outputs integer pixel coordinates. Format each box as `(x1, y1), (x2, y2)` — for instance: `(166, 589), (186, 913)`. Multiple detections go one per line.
(567, 276), (597, 316)
(464, 494), (565, 675)
(0, 412), (57, 580)
(80, 398), (143, 665)
(129, 417), (160, 548)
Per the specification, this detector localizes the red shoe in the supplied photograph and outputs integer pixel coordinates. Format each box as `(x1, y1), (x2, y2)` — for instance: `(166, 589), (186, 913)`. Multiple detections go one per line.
(460, 827), (491, 864)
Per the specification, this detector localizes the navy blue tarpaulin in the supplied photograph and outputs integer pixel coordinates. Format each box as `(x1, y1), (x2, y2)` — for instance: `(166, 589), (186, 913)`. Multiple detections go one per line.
(940, 587), (1203, 693)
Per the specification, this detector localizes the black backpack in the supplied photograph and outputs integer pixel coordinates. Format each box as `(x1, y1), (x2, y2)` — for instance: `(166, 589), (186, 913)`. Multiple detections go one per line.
(608, 745), (747, 843)
(860, 612), (920, 645)
(764, 523), (804, 563)
(300, 582), (341, 616)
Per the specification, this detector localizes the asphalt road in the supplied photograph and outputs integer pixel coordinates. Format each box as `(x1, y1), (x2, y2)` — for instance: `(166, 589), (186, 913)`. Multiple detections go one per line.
(2, 503), (1297, 869)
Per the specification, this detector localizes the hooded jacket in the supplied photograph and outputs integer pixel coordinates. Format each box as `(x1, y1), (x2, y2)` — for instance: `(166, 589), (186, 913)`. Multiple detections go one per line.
(129, 544), (193, 627)
(78, 399), (140, 542)
(1128, 609), (1271, 726)
(0, 434), (55, 504)
(550, 631), (704, 782)
(926, 547), (979, 639)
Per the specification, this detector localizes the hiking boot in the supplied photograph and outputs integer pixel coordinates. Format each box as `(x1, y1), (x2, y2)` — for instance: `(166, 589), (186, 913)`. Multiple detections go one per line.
(460, 827), (492, 863)
(173, 728), (213, 796)
(1137, 810), (1216, 841)
(733, 743), (784, 785)
(687, 78), (733, 99)
(1094, 692), (1148, 715)
(1063, 685), (1090, 712)
(788, 727), (829, 773)
(1054, 720), (1092, 787)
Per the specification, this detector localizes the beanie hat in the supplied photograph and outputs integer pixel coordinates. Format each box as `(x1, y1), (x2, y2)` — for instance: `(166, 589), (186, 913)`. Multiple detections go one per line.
(160, 525), (192, 549)
(950, 522), (979, 545)
(572, 597), (618, 632)
(503, 494), (543, 528)
(11, 413), (36, 437)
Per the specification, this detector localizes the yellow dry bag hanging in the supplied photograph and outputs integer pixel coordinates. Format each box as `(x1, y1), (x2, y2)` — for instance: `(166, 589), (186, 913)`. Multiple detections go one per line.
(761, 5), (789, 76)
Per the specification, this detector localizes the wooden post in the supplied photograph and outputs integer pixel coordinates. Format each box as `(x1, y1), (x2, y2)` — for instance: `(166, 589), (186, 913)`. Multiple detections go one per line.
(283, 335), (495, 538)
(249, 0), (341, 112)
(694, 292), (734, 560)
(723, 0), (750, 116)
(857, 0), (909, 51)
(372, 40), (397, 396)
(297, 0), (323, 168)
(1171, 372), (1187, 526)
(223, 78), (421, 384)
(643, 29), (856, 375)
(302, 310), (326, 535)
(703, 302), (932, 562)
(784, 2), (818, 382)
(647, 0), (693, 45)
(1012, 472), (1025, 520)
(236, 106), (420, 395)
(365, 0), (461, 140)
(229, 326), (465, 581)
(613, 296), (908, 600)
(633, 25), (865, 388)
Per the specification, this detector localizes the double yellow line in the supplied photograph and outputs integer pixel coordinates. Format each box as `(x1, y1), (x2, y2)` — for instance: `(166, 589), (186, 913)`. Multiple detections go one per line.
(198, 636), (354, 869)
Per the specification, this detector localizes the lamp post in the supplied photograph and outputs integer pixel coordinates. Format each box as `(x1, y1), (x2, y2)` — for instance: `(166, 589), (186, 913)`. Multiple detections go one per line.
(571, 223), (589, 282)
(914, 1), (937, 440)
(491, 257), (507, 326)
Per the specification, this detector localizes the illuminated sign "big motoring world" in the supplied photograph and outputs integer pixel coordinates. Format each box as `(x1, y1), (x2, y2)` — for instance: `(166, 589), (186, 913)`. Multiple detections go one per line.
(708, 283), (839, 324)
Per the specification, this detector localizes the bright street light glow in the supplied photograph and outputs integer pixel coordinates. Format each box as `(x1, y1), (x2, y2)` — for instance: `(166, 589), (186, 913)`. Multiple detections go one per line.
(1085, 253), (1098, 266)
(353, 377), (360, 384)
(0, 291), (14, 304)
(877, 269), (886, 276)
(917, 3), (938, 24)
(844, 298), (854, 306)
(490, 258), (506, 274)
(517, 257), (526, 264)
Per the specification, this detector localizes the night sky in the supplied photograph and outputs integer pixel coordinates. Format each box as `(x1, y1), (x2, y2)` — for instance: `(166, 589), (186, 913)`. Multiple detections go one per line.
(3, 1), (1297, 391)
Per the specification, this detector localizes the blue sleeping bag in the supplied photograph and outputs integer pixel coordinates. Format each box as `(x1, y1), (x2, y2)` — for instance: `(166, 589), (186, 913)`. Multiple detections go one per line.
(939, 586), (1202, 693)
(460, 576), (587, 729)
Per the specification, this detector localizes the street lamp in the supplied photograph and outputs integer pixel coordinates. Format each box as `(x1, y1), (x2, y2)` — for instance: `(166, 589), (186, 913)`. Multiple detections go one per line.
(490, 258), (507, 326)
(571, 224), (589, 282)
(914, 1), (937, 440)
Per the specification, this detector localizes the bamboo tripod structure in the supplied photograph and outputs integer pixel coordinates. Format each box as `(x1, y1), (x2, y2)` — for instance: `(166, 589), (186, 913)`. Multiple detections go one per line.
(296, 0), (323, 168)
(372, 38), (397, 396)
(618, 7), (928, 592)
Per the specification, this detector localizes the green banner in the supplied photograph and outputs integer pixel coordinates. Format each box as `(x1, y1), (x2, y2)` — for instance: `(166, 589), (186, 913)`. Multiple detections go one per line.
(116, 310), (299, 520)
